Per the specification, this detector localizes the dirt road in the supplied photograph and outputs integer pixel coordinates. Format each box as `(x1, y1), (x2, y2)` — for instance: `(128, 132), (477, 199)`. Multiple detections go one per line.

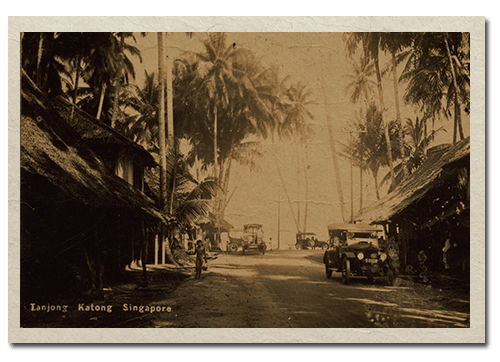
(150, 250), (470, 328)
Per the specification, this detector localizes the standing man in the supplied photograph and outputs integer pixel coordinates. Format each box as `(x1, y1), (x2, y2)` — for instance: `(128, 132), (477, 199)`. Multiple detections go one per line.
(195, 240), (207, 279)
(188, 240), (207, 279)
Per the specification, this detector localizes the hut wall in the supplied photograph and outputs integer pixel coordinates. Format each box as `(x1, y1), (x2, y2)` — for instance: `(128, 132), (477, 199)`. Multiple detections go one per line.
(21, 171), (145, 302)
(115, 155), (134, 186)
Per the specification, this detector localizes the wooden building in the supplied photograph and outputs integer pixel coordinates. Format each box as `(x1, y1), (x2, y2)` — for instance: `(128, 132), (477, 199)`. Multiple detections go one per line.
(354, 138), (470, 276)
(20, 72), (165, 303)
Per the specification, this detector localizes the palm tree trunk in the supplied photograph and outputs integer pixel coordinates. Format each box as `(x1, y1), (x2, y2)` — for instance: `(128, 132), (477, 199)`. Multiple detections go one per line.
(444, 36), (464, 144)
(392, 52), (407, 179)
(458, 103), (465, 140)
(42, 32), (55, 92)
(452, 102), (458, 144)
(36, 33), (44, 88)
(215, 155), (232, 249)
(169, 156), (178, 216)
(222, 186), (237, 217)
(362, 88), (370, 113)
(359, 167), (363, 211)
(214, 104), (218, 180)
(321, 85), (347, 223)
(157, 32), (167, 213)
(111, 34), (125, 128)
(220, 155), (233, 211)
(295, 143), (301, 231)
(165, 32), (175, 152)
(157, 32), (178, 266)
(158, 34), (178, 266)
(372, 169), (380, 200)
(373, 46), (396, 189)
(271, 137), (300, 232)
(72, 51), (81, 105)
(302, 146), (309, 233)
(164, 227), (179, 266)
(96, 83), (107, 120)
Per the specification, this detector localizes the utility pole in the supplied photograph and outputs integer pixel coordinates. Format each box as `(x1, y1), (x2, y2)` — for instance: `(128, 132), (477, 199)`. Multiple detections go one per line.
(156, 32), (166, 265)
(350, 132), (354, 223)
(278, 185), (281, 250)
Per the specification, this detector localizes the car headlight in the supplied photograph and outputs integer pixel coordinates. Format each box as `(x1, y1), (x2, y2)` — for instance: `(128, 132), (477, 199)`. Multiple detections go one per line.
(357, 252), (364, 260)
(380, 253), (387, 262)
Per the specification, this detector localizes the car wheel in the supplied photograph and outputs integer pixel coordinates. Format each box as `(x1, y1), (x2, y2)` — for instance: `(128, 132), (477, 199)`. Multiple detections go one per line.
(295, 243), (301, 250)
(321, 243), (329, 250)
(307, 239), (315, 248)
(229, 243), (238, 253)
(341, 258), (350, 285)
(325, 265), (333, 279)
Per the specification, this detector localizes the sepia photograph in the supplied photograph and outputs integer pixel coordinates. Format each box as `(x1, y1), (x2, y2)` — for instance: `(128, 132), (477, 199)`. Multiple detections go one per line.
(9, 16), (485, 343)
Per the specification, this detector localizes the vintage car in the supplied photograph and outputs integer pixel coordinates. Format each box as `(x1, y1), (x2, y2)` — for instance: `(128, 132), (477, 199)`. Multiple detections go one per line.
(295, 232), (329, 250)
(227, 224), (266, 255)
(323, 223), (397, 285)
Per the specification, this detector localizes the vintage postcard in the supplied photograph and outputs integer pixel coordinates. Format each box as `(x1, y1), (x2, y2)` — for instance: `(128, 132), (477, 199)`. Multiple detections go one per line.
(9, 16), (485, 343)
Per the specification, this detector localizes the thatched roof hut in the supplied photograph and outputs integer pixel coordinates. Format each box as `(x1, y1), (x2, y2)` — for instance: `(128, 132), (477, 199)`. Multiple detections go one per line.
(50, 89), (156, 169)
(353, 138), (470, 273)
(354, 137), (470, 225)
(20, 72), (165, 222)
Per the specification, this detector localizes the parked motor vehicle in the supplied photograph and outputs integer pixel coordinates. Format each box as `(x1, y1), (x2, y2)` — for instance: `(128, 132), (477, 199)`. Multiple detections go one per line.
(323, 223), (397, 285)
(242, 224), (266, 255)
(227, 229), (245, 252)
(295, 232), (329, 250)
(227, 224), (266, 255)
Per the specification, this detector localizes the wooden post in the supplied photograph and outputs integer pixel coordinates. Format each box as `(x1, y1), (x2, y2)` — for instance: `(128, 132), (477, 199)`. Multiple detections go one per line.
(278, 185), (281, 250)
(154, 233), (158, 266)
(350, 132), (354, 223)
(162, 226), (166, 265)
(141, 216), (148, 287)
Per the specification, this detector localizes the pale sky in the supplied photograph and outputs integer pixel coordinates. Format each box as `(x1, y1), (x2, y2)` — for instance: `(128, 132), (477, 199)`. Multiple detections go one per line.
(131, 32), (470, 247)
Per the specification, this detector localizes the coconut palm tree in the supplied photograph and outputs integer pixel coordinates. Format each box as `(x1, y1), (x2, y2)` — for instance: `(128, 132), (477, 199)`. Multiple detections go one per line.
(190, 34), (277, 244)
(321, 82), (347, 223)
(122, 71), (160, 152)
(380, 32), (414, 179)
(344, 54), (376, 107)
(109, 32), (142, 128)
(344, 54), (377, 214)
(341, 103), (399, 200)
(257, 63), (316, 232)
(258, 65), (304, 231)
(144, 144), (216, 258)
(399, 32), (469, 144)
(344, 32), (397, 190)
(194, 33), (238, 181)
(380, 115), (445, 189)
(280, 81), (315, 232)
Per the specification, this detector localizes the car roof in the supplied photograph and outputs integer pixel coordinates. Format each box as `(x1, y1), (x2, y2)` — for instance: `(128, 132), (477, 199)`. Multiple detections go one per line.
(244, 224), (262, 227)
(296, 232), (317, 236)
(328, 223), (381, 233)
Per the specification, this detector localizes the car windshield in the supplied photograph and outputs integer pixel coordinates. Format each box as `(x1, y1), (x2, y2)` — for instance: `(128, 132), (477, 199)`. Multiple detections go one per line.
(346, 232), (378, 247)
(229, 230), (244, 238)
